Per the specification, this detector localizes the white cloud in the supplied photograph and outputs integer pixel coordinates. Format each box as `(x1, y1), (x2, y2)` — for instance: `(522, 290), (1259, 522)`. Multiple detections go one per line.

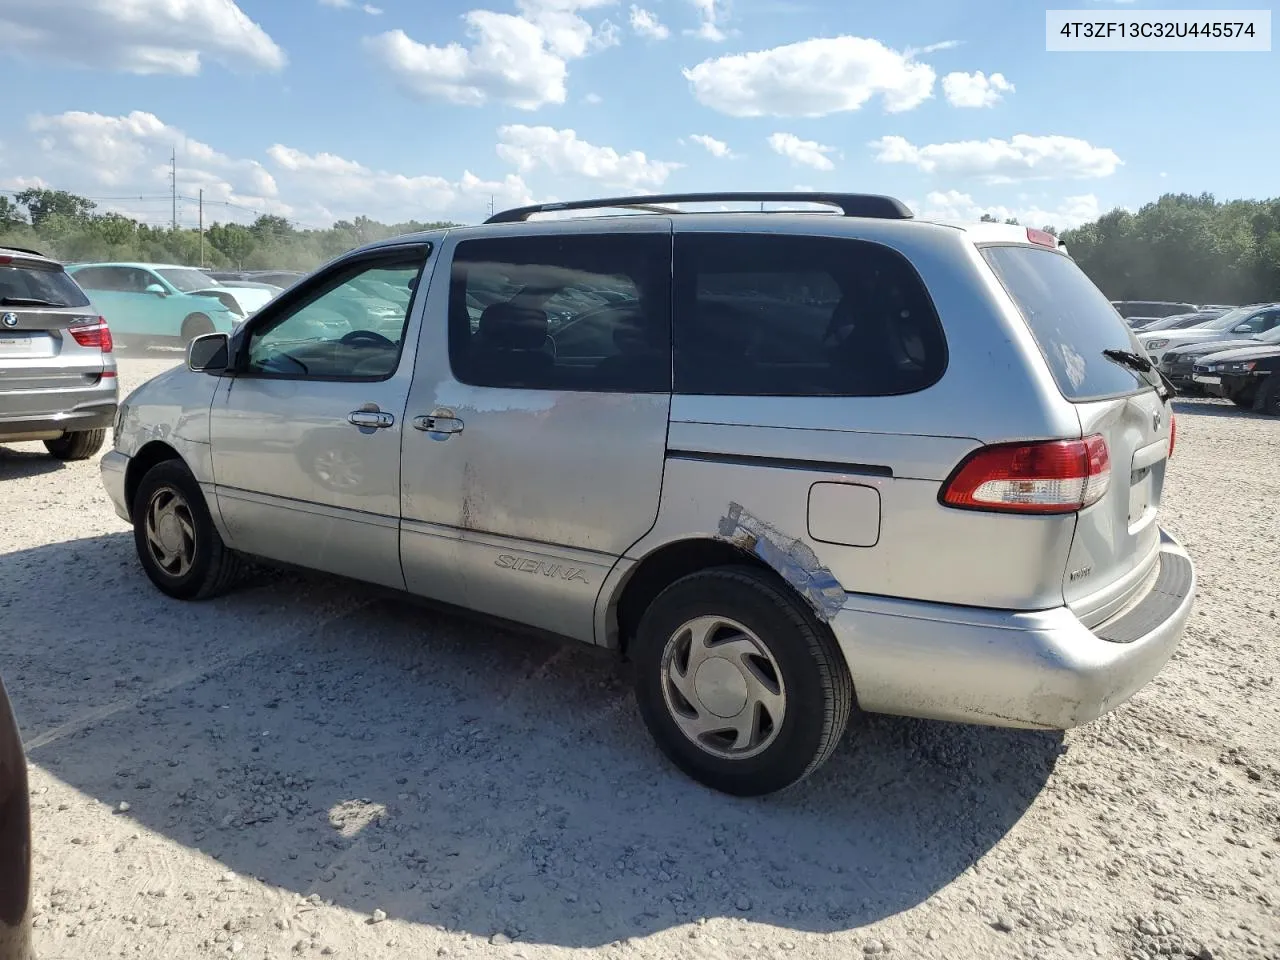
(689, 134), (735, 158)
(629, 5), (669, 39)
(320, 0), (384, 12)
(686, 0), (726, 40)
(871, 134), (1122, 183)
(365, 0), (616, 110)
(684, 36), (936, 117)
(0, 0), (285, 75)
(941, 70), (1014, 107)
(497, 125), (681, 191)
(914, 189), (1101, 229)
(584, 92), (603, 104)
(363, 4), (383, 12)
(767, 132), (835, 171)
(6, 109), (532, 227)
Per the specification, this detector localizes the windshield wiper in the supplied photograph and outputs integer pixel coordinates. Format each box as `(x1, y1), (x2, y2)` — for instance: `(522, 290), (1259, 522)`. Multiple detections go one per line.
(0, 296), (61, 307)
(1102, 348), (1153, 373)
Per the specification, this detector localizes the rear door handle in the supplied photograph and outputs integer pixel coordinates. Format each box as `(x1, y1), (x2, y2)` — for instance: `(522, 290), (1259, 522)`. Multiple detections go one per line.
(412, 414), (465, 435)
(348, 409), (395, 429)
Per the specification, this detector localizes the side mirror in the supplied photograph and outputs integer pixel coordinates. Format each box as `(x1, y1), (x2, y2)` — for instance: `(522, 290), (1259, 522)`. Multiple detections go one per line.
(1232, 324), (1253, 333)
(145, 283), (168, 297)
(187, 332), (230, 373)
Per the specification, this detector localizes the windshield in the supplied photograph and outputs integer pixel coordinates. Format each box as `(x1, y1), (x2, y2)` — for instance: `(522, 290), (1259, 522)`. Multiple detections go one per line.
(1253, 325), (1280, 344)
(1197, 306), (1257, 331)
(983, 245), (1158, 400)
(0, 262), (91, 307)
(157, 268), (220, 292)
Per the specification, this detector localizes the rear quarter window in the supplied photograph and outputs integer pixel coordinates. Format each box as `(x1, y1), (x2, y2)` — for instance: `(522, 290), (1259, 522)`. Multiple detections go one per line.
(983, 245), (1154, 401)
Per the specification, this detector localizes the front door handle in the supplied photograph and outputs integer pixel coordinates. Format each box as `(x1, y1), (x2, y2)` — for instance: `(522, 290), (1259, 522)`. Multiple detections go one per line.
(348, 409), (395, 429)
(412, 414), (465, 436)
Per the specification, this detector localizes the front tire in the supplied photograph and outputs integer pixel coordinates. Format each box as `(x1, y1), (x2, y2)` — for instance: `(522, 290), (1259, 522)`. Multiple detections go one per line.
(181, 313), (214, 343)
(1227, 386), (1256, 409)
(132, 460), (245, 600)
(1254, 373), (1280, 417)
(44, 429), (106, 461)
(632, 565), (854, 796)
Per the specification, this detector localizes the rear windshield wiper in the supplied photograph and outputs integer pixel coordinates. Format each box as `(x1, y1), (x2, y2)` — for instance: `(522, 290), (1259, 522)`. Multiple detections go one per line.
(0, 296), (62, 307)
(1102, 348), (1153, 373)
(1102, 348), (1175, 401)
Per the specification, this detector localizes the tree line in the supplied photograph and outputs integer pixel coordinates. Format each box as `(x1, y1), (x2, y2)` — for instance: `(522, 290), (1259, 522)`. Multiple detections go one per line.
(3, 187), (1278, 305)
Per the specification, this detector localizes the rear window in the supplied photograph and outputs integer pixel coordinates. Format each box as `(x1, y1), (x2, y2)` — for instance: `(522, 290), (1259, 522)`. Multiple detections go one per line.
(0, 262), (91, 308)
(983, 245), (1156, 401)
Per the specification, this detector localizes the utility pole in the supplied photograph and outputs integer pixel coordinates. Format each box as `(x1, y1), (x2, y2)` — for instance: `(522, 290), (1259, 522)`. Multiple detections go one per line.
(198, 189), (204, 267)
(488, 194), (495, 218)
(170, 148), (177, 231)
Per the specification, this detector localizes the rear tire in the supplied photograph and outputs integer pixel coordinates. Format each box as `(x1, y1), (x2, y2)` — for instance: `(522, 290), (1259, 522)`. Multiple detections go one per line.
(132, 459), (245, 600)
(181, 313), (214, 343)
(632, 565), (854, 796)
(1254, 373), (1280, 417)
(44, 429), (106, 461)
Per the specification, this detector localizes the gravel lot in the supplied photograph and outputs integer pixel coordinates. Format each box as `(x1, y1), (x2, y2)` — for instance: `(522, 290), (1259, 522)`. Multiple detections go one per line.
(1, 354), (1278, 960)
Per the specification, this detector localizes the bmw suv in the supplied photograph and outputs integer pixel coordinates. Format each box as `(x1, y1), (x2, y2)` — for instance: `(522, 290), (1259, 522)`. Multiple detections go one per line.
(99, 192), (1195, 796)
(1, 247), (117, 460)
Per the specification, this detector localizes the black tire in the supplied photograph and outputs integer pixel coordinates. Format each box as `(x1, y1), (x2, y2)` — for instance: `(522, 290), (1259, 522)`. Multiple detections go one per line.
(1254, 373), (1280, 417)
(132, 459), (245, 600)
(632, 565), (854, 796)
(180, 313), (214, 342)
(43, 429), (106, 461)
(1228, 387), (1256, 409)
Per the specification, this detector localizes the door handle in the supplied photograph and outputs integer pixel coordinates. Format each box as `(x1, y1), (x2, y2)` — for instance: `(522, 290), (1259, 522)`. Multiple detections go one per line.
(411, 414), (465, 435)
(348, 409), (395, 429)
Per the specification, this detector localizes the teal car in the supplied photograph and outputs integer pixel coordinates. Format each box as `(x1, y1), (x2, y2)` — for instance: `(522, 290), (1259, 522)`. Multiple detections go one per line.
(66, 263), (243, 344)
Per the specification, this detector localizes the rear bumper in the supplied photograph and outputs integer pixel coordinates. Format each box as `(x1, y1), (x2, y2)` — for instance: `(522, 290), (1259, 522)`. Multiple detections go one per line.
(830, 528), (1195, 729)
(0, 397), (116, 442)
(1191, 373), (1225, 396)
(100, 449), (131, 522)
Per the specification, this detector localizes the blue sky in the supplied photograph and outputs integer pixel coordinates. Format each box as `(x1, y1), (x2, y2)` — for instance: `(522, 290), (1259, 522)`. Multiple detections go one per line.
(0, 0), (1274, 230)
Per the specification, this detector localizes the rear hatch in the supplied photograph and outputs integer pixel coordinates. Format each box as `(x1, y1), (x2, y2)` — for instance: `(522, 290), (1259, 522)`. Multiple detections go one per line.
(0, 256), (112, 405)
(982, 244), (1173, 626)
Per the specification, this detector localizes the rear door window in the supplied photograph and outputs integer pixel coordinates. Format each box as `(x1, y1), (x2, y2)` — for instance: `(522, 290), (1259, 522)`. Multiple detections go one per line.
(0, 262), (91, 307)
(672, 233), (946, 396)
(982, 245), (1159, 401)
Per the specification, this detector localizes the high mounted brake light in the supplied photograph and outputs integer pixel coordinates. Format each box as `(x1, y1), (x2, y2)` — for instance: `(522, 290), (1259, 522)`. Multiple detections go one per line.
(67, 315), (113, 353)
(940, 436), (1111, 514)
(1026, 227), (1058, 248)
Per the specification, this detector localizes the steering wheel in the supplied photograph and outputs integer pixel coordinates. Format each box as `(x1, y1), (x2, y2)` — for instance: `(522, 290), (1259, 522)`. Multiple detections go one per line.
(340, 330), (396, 348)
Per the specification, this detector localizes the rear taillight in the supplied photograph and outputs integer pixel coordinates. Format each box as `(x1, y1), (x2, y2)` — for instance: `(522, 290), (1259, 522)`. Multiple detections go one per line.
(68, 316), (113, 353)
(1169, 414), (1176, 459)
(940, 435), (1111, 514)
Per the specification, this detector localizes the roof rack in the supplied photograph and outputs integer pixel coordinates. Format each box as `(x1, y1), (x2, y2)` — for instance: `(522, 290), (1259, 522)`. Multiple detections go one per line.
(485, 192), (914, 224)
(0, 245), (47, 259)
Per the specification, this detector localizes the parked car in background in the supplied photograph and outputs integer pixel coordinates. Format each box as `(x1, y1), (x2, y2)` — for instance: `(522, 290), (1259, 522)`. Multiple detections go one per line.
(1135, 309), (1229, 332)
(0, 674), (33, 960)
(216, 279), (283, 309)
(1193, 341), (1280, 413)
(244, 270), (305, 289)
(66, 262), (243, 344)
(1112, 300), (1198, 320)
(1, 246), (117, 460)
(1155, 324), (1280, 392)
(1140, 303), (1280, 375)
(100, 192), (1193, 797)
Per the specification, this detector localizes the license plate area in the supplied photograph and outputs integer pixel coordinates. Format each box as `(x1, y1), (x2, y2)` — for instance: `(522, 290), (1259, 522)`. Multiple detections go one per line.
(1128, 464), (1153, 526)
(0, 333), (55, 358)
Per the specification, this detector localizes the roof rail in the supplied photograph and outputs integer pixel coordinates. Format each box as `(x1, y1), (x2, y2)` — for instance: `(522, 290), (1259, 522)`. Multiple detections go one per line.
(0, 245), (47, 259)
(485, 192), (914, 224)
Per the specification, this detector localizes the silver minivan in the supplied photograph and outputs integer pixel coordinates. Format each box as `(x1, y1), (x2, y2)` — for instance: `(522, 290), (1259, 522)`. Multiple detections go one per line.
(100, 193), (1195, 796)
(1, 246), (117, 460)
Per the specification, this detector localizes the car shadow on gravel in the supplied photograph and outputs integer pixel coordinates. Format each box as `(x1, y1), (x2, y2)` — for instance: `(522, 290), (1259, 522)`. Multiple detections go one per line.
(4, 533), (1064, 948)
(1171, 397), (1264, 419)
(0, 447), (64, 480)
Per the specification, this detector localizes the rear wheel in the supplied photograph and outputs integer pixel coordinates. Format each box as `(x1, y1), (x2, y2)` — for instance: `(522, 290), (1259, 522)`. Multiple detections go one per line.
(632, 565), (854, 796)
(181, 313), (214, 343)
(132, 459), (245, 600)
(44, 429), (106, 461)
(1254, 373), (1280, 417)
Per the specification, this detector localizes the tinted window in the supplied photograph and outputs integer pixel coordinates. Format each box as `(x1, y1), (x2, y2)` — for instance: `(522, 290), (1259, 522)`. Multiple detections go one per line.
(448, 234), (671, 393)
(245, 249), (428, 380)
(672, 233), (946, 397)
(984, 245), (1156, 400)
(157, 268), (219, 292)
(0, 263), (90, 307)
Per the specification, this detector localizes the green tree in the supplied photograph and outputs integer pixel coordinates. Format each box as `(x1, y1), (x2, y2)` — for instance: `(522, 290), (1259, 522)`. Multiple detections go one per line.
(0, 196), (27, 228)
(15, 188), (96, 227)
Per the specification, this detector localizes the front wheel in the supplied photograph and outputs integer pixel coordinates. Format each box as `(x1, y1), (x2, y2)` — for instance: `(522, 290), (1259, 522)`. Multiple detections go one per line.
(1227, 386), (1256, 409)
(1254, 373), (1280, 417)
(44, 429), (106, 461)
(132, 459), (245, 600)
(632, 565), (854, 796)
(180, 313), (214, 343)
